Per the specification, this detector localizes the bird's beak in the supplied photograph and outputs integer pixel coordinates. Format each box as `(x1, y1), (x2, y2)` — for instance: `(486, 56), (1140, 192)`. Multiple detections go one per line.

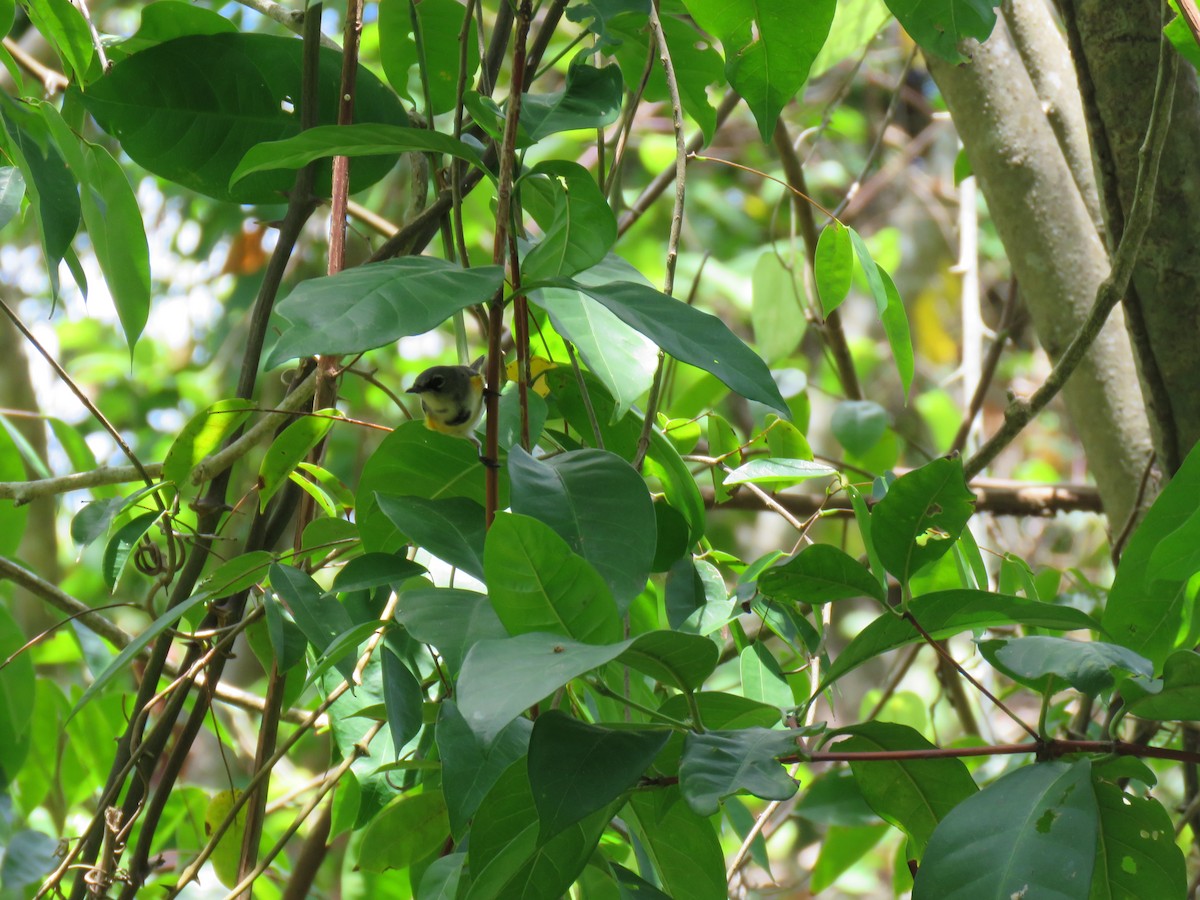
(405, 386), (422, 394)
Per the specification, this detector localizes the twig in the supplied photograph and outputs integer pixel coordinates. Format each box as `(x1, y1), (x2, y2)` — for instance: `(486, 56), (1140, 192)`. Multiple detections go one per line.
(229, 0), (340, 48)
(2, 37), (69, 92)
(951, 278), (1020, 454)
(632, 0), (686, 472)
(71, 0), (108, 71)
(964, 36), (1177, 480)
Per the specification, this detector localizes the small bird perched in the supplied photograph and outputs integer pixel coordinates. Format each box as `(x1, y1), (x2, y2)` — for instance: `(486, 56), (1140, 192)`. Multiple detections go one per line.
(406, 356), (494, 464)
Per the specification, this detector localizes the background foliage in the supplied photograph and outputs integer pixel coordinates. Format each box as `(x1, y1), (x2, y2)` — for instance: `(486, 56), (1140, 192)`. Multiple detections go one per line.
(1, 0), (1199, 897)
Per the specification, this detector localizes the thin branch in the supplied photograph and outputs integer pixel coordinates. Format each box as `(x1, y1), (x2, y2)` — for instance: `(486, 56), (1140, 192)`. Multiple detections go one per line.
(229, 0), (340, 48)
(71, 0), (108, 71)
(2, 37), (69, 92)
(964, 38), (1178, 480)
(951, 278), (1020, 454)
(633, 0), (686, 471)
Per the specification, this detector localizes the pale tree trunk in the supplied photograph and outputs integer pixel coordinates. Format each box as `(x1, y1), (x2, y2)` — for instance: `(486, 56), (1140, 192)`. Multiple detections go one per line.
(926, 1), (1154, 529)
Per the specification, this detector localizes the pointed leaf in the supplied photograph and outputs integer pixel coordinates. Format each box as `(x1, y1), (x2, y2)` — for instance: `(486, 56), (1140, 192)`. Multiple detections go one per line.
(521, 160), (617, 281)
(757, 543), (886, 604)
(872, 456), (976, 583)
(266, 258), (504, 367)
(438, 700), (532, 838)
(529, 711), (669, 839)
(978, 636), (1153, 697)
(484, 512), (622, 643)
(395, 587), (506, 674)
(376, 493), (486, 581)
(815, 220), (853, 315)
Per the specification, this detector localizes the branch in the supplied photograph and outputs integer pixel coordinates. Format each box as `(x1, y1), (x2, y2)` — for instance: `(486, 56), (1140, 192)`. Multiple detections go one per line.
(964, 38), (1178, 480)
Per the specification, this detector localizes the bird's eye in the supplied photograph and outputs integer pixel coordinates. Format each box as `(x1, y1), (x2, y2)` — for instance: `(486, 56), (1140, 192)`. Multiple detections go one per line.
(429, 376), (444, 389)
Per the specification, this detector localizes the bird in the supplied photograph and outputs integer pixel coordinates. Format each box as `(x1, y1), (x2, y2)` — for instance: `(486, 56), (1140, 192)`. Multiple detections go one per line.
(406, 357), (496, 465)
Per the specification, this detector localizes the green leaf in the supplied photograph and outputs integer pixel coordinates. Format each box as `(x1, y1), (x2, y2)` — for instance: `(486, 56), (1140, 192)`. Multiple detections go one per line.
(723, 457), (837, 488)
(533, 255), (658, 420)
(519, 62), (623, 143)
(358, 789), (450, 872)
(269, 563), (356, 679)
(757, 543), (886, 604)
(356, 421), (501, 553)
(331, 553), (426, 594)
(484, 512), (622, 643)
(1104, 439), (1200, 666)
(707, 412), (741, 503)
(816, 591), (1099, 695)
(1146, 504), (1200, 582)
(684, 0), (836, 142)
(1126, 650), (1200, 720)
(831, 400), (888, 456)
(70, 498), (123, 548)
(381, 648), (423, 755)
(508, 447), (655, 609)
(665, 557), (732, 633)
(815, 220), (853, 315)
(457, 633), (630, 744)
(913, 761), (1096, 899)
(879, 267), (914, 399)
(266, 258), (504, 368)
(0, 165), (25, 230)
(811, 823), (889, 893)
(80, 33), (407, 203)
(833, 721), (977, 859)
(885, 0), (997, 64)
(628, 788), (726, 900)
(457, 631), (717, 744)
(102, 510), (163, 590)
(750, 248), (806, 363)
(542, 278), (789, 416)
(467, 760), (619, 900)
(438, 700), (532, 838)
(616, 630), (719, 692)
(198, 550), (273, 601)
(378, 0), (479, 115)
(0, 425), (28, 556)
(21, 0), (94, 84)
(230, 123), (489, 189)
(978, 636), (1154, 697)
(0, 98), (80, 278)
(679, 728), (800, 816)
(1090, 781), (1185, 900)
(68, 588), (213, 720)
(872, 456), (976, 583)
(847, 226), (889, 313)
(376, 493), (486, 581)
(528, 711), (669, 839)
(0, 605), (34, 788)
(78, 140), (152, 353)
(162, 398), (254, 487)
(521, 161), (617, 281)
(740, 642), (796, 708)
(114, 0), (237, 58)
(1166, 8), (1200, 70)
(263, 594), (307, 672)
(258, 410), (336, 508)
(396, 587), (507, 674)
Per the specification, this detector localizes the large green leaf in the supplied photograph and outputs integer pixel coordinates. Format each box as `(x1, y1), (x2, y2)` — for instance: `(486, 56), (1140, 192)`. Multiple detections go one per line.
(437, 700), (532, 839)
(815, 590), (1099, 695)
(467, 760), (619, 900)
(258, 409), (335, 508)
(1090, 781), (1186, 900)
(541, 278), (788, 416)
(357, 789), (450, 872)
(80, 33), (406, 203)
(913, 761), (1096, 899)
(114, 0), (236, 58)
(977, 636), (1154, 698)
(757, 543), (885, 605)
(678, 728), (801, 816)
(520, 62), (623, 143)
(378, 0), (479, 115)
(395, 587), (507, 674)
(871, 456), (976, 583)
(21, 0), (94, 83)
(375, 493), (486, 581)
(484, 512), (622, 643)
(1104, 440), (1200, 666)
(102, 510), (163, 590)
(532, 255), (658, 420)
(230, 124), (489, 189)
(683, 0), (835, 141)
(508, 447), (655, 609)
(355, 421), (502, 553)
(628, 788), (726, 900)
(815, 220), (853, 315)
(265, 258), (504, 367)
(528, 711), (668, 839)
(457, 631), (717, 744)
(750, 249), (807, 364)
(884, 0), (996, 64)
(521, 161), (617, 281)
(833, 721), (977, 860)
